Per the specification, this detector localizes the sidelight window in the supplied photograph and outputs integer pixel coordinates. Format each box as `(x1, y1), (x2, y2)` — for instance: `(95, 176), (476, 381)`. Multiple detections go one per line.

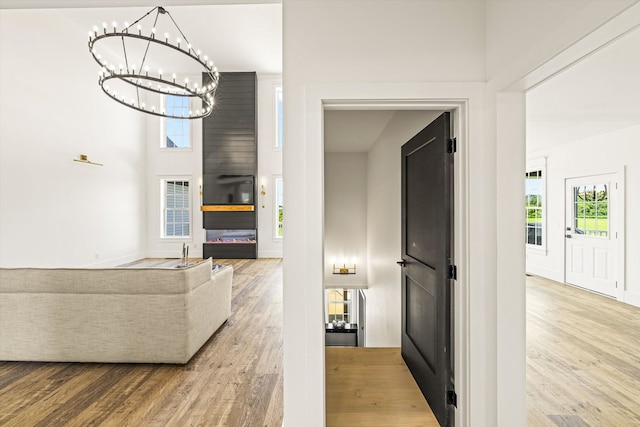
(274, 177), (283, 238)
(275, 86), (283, 148)
(525, 158), (546, 251)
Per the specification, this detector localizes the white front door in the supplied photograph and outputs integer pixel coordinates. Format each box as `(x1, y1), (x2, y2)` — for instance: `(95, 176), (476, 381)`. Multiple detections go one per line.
(565, 174), (618, 297)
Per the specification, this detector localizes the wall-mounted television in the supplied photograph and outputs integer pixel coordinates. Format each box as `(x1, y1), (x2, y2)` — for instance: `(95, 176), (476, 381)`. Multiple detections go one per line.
(207, 175), (254, 205)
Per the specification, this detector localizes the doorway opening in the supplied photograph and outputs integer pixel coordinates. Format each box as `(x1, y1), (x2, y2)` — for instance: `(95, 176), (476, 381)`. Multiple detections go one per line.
(524, 27), (636, 424)
(322, 101), (467, 425)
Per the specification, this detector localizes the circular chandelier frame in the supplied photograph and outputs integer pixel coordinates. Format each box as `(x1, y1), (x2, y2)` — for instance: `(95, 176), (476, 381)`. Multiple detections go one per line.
(88, 6), (219, 119)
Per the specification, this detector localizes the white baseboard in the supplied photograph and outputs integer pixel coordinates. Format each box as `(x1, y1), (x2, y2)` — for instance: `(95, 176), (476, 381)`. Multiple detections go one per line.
(525, 265), (563, 283)
(623, 291), (640, 308)
(258, 250), (283, 258)
(145, 249), (204, 260)
(83, 251), (147, 268)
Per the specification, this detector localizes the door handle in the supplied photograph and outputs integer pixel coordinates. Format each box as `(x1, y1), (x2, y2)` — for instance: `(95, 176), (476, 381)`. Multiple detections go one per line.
(397, 260), (407, 267)
(565, 234), (572, 238)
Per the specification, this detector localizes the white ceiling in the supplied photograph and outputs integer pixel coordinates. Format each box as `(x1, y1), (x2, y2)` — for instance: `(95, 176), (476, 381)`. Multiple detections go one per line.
(1, 1), (282, 75)
(324, 110), (397, 153)
(2, 1), (635, 152)
(527, 27), (640, 153)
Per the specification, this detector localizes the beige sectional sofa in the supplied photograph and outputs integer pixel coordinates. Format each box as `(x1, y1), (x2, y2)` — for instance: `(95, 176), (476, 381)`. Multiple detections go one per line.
(0, 258), (232, 364)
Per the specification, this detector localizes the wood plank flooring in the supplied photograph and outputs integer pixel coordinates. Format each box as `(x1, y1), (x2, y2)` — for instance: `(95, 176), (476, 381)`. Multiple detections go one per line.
(325, 347), (439, 426)
(527, 275), (640, 426)
(3, 260), (638, 426)
(0, 258), (283, 427)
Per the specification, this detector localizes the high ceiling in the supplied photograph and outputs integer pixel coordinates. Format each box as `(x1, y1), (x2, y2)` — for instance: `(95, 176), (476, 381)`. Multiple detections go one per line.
(3, 1), (636, 153)
(0, 1), (282, 75)
(526, 27), (640, 153)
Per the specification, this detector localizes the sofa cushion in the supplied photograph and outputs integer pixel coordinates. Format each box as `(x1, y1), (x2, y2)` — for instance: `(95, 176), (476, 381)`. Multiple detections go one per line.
(0, 259), (214, 295)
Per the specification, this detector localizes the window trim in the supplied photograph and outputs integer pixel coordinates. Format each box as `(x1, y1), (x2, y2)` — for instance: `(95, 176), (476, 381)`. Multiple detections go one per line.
(273, 176), (283, 239)
(274, 85), (283, 150)
(160, 95), (192, 150)
(526, 158), (547, 255)
(160, 177), (193, 241)
(325, 288), (354, 324)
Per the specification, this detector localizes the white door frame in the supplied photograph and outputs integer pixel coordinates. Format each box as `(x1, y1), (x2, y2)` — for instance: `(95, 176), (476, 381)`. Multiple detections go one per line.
(322, 97), (470, 427)
(563, 168), (626, 302)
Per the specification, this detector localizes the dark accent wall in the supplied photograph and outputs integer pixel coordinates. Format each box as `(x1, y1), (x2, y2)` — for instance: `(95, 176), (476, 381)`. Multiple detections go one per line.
(202, 72), (258, 259)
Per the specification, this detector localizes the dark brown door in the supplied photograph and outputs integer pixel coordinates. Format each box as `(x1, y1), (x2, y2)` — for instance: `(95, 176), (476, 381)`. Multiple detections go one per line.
(400, 112), (454, 426)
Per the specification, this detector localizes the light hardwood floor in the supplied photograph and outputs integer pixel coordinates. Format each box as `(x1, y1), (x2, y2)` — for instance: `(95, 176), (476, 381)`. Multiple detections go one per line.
(325, 347), (439, 426)
(527, 274), (640, 426)
(2, 260), (639, 426)
(0, 259), (283, 427)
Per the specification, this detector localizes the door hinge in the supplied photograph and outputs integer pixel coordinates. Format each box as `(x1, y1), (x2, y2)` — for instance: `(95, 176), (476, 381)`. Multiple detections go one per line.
(447, 390), (457, 407)
(447, 264), (457, 280)
(447, 137), (457, 154)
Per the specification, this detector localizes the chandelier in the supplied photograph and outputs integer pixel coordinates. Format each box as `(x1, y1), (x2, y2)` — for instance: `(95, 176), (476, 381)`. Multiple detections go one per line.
(88, 6), (219, 119)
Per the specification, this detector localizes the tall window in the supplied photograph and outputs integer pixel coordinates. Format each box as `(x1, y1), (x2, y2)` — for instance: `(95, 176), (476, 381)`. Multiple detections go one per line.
(275, 86), (283, 148)
(326, 289), (352, 323)
(525, 158), (546, 250)
(164, 95), (190, 148)
(275, 177), (283, 238)
(162, 180), (191, 238)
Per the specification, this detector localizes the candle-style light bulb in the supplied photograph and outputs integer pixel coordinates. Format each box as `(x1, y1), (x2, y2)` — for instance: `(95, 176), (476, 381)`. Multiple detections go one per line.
(112, 21), (117, 32)
(137, 24), (142, 35)
(158, 69), (163, 78)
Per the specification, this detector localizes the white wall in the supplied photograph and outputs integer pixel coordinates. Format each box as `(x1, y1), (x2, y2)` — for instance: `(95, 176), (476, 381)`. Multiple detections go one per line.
(283, 0), (636, 425)
(283, 1), (489, 425)
(486, 0), (635, 86)
(365, 110), (442, 347)
(526, 125), (640, 306)
(257, 75), (283, 258)
(144, 80), (204, 259)
(323, 153), (367, 287)
(143, 74), (283, 259)
(0, 10), (147, 268)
